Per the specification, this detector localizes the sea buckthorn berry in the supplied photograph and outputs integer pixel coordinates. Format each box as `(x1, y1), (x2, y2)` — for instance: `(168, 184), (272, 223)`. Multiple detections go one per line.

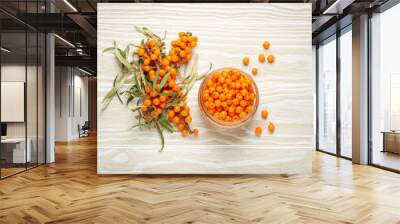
(152, 98), (160, 106)
(172, 116), (180, 124)
(162, 59), (170, 66)
(263, 41), (270, 50)
(185, 116), (192, 123)
(251, 67), (258, 76)
(143, 99), (152, 107)
(268, 122), (275, 133)
(258, 54), (265, 63)
(243, 57), (249, 66)
(137, 48), (145, 56)
(159, 95), (167, 102)
(145, 86), (151, 94)
(179, 32), (185, 37)
(174, 106), (181, 113)
(192, 128), (199, 137)
(267, 54), (275, 63)
(179, 51), (186, 58)
(168, 110), (175, 118)
(261, 110), (268, 119)
(150, 54), (157, 61)
(178, 123), (185, 131)
(180, 110), (189, 117)
(255, 127), (262, 136)
(182, 130), (189, 137)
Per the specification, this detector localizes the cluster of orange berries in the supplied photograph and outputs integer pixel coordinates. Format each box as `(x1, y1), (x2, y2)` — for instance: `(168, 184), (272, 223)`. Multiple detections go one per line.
(137, 32), (199, 137)
(170, 32), (197, 66)
(167, 100), (198, 137)
(242, 41), (275, 76)
(201, 68), (256, 122)
(254, 109), (275, 136)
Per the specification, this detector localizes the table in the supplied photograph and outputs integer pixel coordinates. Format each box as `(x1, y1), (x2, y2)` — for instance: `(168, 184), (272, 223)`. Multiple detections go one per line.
(1, 138), (31, 163)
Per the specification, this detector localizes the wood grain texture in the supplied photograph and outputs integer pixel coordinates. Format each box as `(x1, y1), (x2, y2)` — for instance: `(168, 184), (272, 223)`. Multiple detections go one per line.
(1, 136), (400, 223)
(97, 3), (313, 174)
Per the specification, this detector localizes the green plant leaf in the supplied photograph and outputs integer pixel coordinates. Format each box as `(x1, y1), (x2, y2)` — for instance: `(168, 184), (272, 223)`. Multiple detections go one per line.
(152, 69), (159, 92)
(103, 46), (115, 53)
(115, 46), (131, 70)
(158, 72), (170, 92)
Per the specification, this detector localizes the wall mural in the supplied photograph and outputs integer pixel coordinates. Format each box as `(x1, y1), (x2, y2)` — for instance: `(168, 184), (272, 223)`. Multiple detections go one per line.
(97, 3), (313, 174)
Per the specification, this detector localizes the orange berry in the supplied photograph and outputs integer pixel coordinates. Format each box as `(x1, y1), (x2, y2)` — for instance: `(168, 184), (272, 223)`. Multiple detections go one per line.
(171, 55), (179, 62)
(258, 54), (265, 62)
(184, 116), (192, 123)
(180, 110), (189, 117)
(251, 67), (258, 76)
(174, 106), (181, 113)
(268, 122), (275, 133)
(172, 116), (180, 124)
(261, 110), (268, 119)
(144, 86), (151, 94)
(181, 130), (189, 137)
(143, 58), (150, 65)
(152, 98), (160, 106)
(215, 100), (221, 107)
(255, 127), (262, 136)
(239, 111), (246, 119)
(267, 54), (275, 63)
(235, 106), (243, 114)
(184, 105), (190, 112)
(243, 57), (249, 66)
(192, 128), (199, 137)
(150, 54), (157, 61)
(179, 51), (186, 58)
(179, 32), (185, 37)
(137, 48), (145, 56)
(168, 110), (175, 118)
(263, 41), (270, 49)
(178, 123), (185, 131)
(149, 39), (156, 48)
(159, 95), (167, 102)
(143, 99), (152, 107)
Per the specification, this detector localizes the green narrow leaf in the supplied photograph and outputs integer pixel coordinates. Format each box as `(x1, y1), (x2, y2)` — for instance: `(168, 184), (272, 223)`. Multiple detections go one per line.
(158, 72), (170, 92)
(115, 47), (132, 69)
(103, 46), (115, 53)
(152, 69), (159, 92)
(155, 122), (165, 152)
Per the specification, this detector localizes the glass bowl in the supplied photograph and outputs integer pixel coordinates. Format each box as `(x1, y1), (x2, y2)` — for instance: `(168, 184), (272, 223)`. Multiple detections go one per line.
(198, 67), (259, 129)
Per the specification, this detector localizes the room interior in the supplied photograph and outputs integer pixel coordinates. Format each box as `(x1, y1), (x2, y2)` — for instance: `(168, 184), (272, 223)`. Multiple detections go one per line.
(0, 0), (400, 222)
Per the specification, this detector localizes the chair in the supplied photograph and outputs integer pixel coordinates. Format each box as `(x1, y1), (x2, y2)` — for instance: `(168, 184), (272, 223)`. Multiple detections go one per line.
(79, 121), (90, 138)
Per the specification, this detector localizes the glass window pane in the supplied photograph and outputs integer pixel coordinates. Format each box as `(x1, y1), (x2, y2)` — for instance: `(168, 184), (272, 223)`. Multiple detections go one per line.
(340, 29), (352, 158)
(318, 37), (337, 154)
(1, 31), (27, 177)
(371, 4), (400, 171)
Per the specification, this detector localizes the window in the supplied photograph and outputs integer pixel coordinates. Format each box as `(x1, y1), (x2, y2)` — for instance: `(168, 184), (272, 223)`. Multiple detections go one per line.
(371, 3), (400, 171)
(317, 36), (337, 154)
(340, 28), (352, 158)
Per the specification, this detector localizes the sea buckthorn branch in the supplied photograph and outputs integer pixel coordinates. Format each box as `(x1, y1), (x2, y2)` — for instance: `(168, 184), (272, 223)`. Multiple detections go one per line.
(101, 27), (204, 151)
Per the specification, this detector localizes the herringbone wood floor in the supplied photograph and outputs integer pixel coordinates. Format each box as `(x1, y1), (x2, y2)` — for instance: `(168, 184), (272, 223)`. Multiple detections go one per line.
(1, 135), (400, 224)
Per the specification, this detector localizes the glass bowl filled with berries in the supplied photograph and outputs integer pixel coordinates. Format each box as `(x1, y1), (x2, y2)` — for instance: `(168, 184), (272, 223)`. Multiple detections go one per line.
(198, 67), (259, 129)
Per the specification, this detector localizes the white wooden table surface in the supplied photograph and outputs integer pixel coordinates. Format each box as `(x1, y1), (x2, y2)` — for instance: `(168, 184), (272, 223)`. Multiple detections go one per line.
(97, 3), (313, 174)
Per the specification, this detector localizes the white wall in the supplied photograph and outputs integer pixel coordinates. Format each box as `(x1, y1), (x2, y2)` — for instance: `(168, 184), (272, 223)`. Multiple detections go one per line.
(54, 67), (89, 141)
